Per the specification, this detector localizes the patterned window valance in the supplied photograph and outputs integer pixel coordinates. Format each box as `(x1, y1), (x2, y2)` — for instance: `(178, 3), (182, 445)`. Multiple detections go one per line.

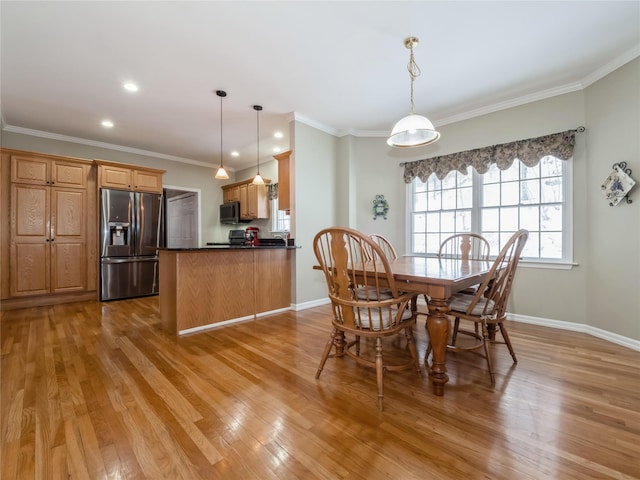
(267, 182), (278, 200)
(403, 129), (577, 183)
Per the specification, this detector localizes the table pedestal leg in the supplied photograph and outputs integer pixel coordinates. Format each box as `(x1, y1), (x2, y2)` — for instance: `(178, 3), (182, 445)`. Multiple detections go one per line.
(426, 299), (450, 396)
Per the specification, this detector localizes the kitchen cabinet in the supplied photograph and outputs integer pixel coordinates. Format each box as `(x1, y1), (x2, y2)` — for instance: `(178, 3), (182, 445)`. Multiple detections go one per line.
(221, 178), (270, 220)
(274, 150), (291, 212)
(223, 185), (240, 204)
(10, 183), (86, 296)
(11, 154), (89, 188)
(1, 149), (97, 309)
(94, 159), (165, 193)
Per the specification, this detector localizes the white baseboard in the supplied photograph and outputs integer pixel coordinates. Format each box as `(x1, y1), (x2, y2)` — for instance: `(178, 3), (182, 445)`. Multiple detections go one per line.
(509, 313), (640, 352)
(293, 298), (640, 352)
(292, 297), (331, 311)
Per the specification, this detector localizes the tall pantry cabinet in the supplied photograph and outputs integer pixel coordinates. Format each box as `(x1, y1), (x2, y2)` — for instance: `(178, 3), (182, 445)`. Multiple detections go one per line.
(1, 149), (97, 309)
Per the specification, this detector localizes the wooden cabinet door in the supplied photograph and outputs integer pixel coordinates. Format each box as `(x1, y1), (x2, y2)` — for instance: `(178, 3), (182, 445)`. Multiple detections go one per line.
(223, 186), (240, 204)
(50, 188), (86, 293)
(52, 160), (89, 188)
(10, 184), (50, 296)
(133, 170), (163, 193)
(255, 184), (269, 219)
(239, 184), (249, 219)
(247, 184), (257, 218)
(11, 155), (50, 185)
(274, 150), (291, 211)
(99, 164), (132, 190)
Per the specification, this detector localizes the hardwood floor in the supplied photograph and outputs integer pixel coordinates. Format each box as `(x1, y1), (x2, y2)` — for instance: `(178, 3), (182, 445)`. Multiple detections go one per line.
(1, 297), (639, 479)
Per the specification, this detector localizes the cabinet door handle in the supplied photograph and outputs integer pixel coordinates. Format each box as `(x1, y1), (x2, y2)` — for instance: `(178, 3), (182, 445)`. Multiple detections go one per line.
(46, 239), (50, 242)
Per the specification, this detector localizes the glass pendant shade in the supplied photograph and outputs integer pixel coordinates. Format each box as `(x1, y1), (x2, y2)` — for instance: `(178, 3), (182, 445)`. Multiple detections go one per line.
(387, 113), (440, 147)
(252, 173), (264, 185)
(215, 166), (229, 180)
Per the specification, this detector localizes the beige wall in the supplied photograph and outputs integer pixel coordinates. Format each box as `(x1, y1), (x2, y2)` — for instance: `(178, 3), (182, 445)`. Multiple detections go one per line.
(584, 59), (640, 339)
(292, 121), (340, 305)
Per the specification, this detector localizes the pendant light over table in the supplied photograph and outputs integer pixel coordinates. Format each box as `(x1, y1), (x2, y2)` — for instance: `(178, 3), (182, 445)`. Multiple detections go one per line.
(252, 104), (265, 185)
(387, 37), (440, 148)
(214, 90), (229, 180)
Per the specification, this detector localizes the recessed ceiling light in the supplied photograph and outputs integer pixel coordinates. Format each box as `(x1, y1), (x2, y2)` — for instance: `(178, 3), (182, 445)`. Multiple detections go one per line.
(231, 151), (239, 157)
(274, 131), (283, 139)
(123, 82), (139, 92)
(101, 120), (114, 128)
(273, 147), (281, 153)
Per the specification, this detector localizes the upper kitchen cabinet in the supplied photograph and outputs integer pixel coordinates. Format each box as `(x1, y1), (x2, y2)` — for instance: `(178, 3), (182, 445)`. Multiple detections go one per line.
(221, 178), (271, 220)
(1, 149), (97, 309)
(223, 185), (241, 204)
(274, 150), (291, 212)
(11, 153), (90, 188)
(94, 159), (165, 193)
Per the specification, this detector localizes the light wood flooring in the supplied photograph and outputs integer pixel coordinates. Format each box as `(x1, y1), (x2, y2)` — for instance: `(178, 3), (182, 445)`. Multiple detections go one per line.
(1, 297), (639, 479)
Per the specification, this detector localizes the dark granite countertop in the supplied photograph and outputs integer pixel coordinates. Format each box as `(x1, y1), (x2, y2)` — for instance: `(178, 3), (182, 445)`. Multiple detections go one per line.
(159, 244), (299, 251)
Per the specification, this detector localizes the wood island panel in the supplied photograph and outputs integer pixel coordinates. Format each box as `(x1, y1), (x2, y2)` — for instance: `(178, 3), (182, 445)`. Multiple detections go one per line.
(159, 248), (292, 334)
(254, 248), (291, 313)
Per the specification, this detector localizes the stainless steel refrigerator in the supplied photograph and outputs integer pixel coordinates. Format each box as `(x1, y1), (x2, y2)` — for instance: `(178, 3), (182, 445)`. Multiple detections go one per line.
(100, 189), (163, 301)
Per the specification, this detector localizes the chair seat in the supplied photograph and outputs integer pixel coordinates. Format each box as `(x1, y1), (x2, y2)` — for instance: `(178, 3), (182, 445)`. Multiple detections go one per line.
(356, 285), (393, 300)
(356, 306), (413, 331)
(449, 292), (495, 317)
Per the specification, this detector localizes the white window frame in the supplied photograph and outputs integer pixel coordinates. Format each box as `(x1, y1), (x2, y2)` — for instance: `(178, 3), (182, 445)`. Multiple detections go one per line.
(271, 197), (290, 234)
(405, 158), (574, 269)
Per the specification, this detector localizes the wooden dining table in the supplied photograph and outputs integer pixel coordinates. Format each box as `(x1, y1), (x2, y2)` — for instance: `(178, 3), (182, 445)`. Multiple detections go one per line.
(385, 256), (492, 396)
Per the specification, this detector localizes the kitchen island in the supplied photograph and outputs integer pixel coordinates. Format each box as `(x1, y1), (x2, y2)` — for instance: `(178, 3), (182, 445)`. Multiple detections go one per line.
(159, 245), (295, 335)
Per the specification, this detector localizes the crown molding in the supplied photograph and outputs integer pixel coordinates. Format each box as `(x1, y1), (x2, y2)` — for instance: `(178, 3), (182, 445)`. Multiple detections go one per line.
(581, 43), (640, 88)
(292, 112), (340, 137)
(1, 125), (228, 170)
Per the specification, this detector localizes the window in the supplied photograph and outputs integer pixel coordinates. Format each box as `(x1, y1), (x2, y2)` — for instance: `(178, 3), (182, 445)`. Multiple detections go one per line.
(271, 198), (290, 233)
(409, 156), (571, 263)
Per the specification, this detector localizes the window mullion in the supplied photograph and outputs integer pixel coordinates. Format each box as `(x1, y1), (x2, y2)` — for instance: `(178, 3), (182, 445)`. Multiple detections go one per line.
(472, 168), (482, 234)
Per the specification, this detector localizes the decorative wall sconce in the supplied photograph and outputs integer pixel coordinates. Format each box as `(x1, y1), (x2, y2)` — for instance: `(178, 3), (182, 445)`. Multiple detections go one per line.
(601, 162), (635, 206)
(372, 194), (389, 220)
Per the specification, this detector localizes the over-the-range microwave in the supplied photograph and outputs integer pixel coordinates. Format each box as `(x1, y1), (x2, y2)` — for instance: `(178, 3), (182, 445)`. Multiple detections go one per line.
(220, 201), (250, 224)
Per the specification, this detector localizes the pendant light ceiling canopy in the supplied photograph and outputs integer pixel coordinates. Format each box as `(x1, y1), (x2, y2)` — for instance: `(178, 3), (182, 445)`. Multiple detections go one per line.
(252, 104), (265, 185)
(387, 37), (440, 148)
(214, 89), (229, 180)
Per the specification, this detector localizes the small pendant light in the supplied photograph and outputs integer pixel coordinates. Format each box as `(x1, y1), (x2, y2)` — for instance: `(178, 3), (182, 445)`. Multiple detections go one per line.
(387, 37), (440, 148)
(214, 90), (229, 180)
(252, 104), (265, 185)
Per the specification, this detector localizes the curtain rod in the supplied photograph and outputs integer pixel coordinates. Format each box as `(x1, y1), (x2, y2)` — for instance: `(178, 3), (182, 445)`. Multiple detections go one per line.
(398, 126), (586, 167)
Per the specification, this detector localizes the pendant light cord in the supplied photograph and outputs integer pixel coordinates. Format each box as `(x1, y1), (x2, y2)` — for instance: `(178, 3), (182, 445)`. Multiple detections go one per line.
(219, 94), (223, 168)
(407, 42), (421, 115)
(254, 105), (262, 175)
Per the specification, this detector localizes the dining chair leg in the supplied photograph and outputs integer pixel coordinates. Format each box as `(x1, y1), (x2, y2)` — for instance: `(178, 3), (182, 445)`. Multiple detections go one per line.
(481, 321), (495, 386)
(424, 341), (432, 367)
(405, 326), (421, 375)
(315, 328), (338, 379)
(498, 322), (518, 363)
(451, 317), (461, 345)
(375, 337), (384, 411)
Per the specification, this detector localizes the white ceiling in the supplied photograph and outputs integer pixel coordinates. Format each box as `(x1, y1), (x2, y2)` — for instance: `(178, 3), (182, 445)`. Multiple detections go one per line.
(1, 1), (639, 172)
